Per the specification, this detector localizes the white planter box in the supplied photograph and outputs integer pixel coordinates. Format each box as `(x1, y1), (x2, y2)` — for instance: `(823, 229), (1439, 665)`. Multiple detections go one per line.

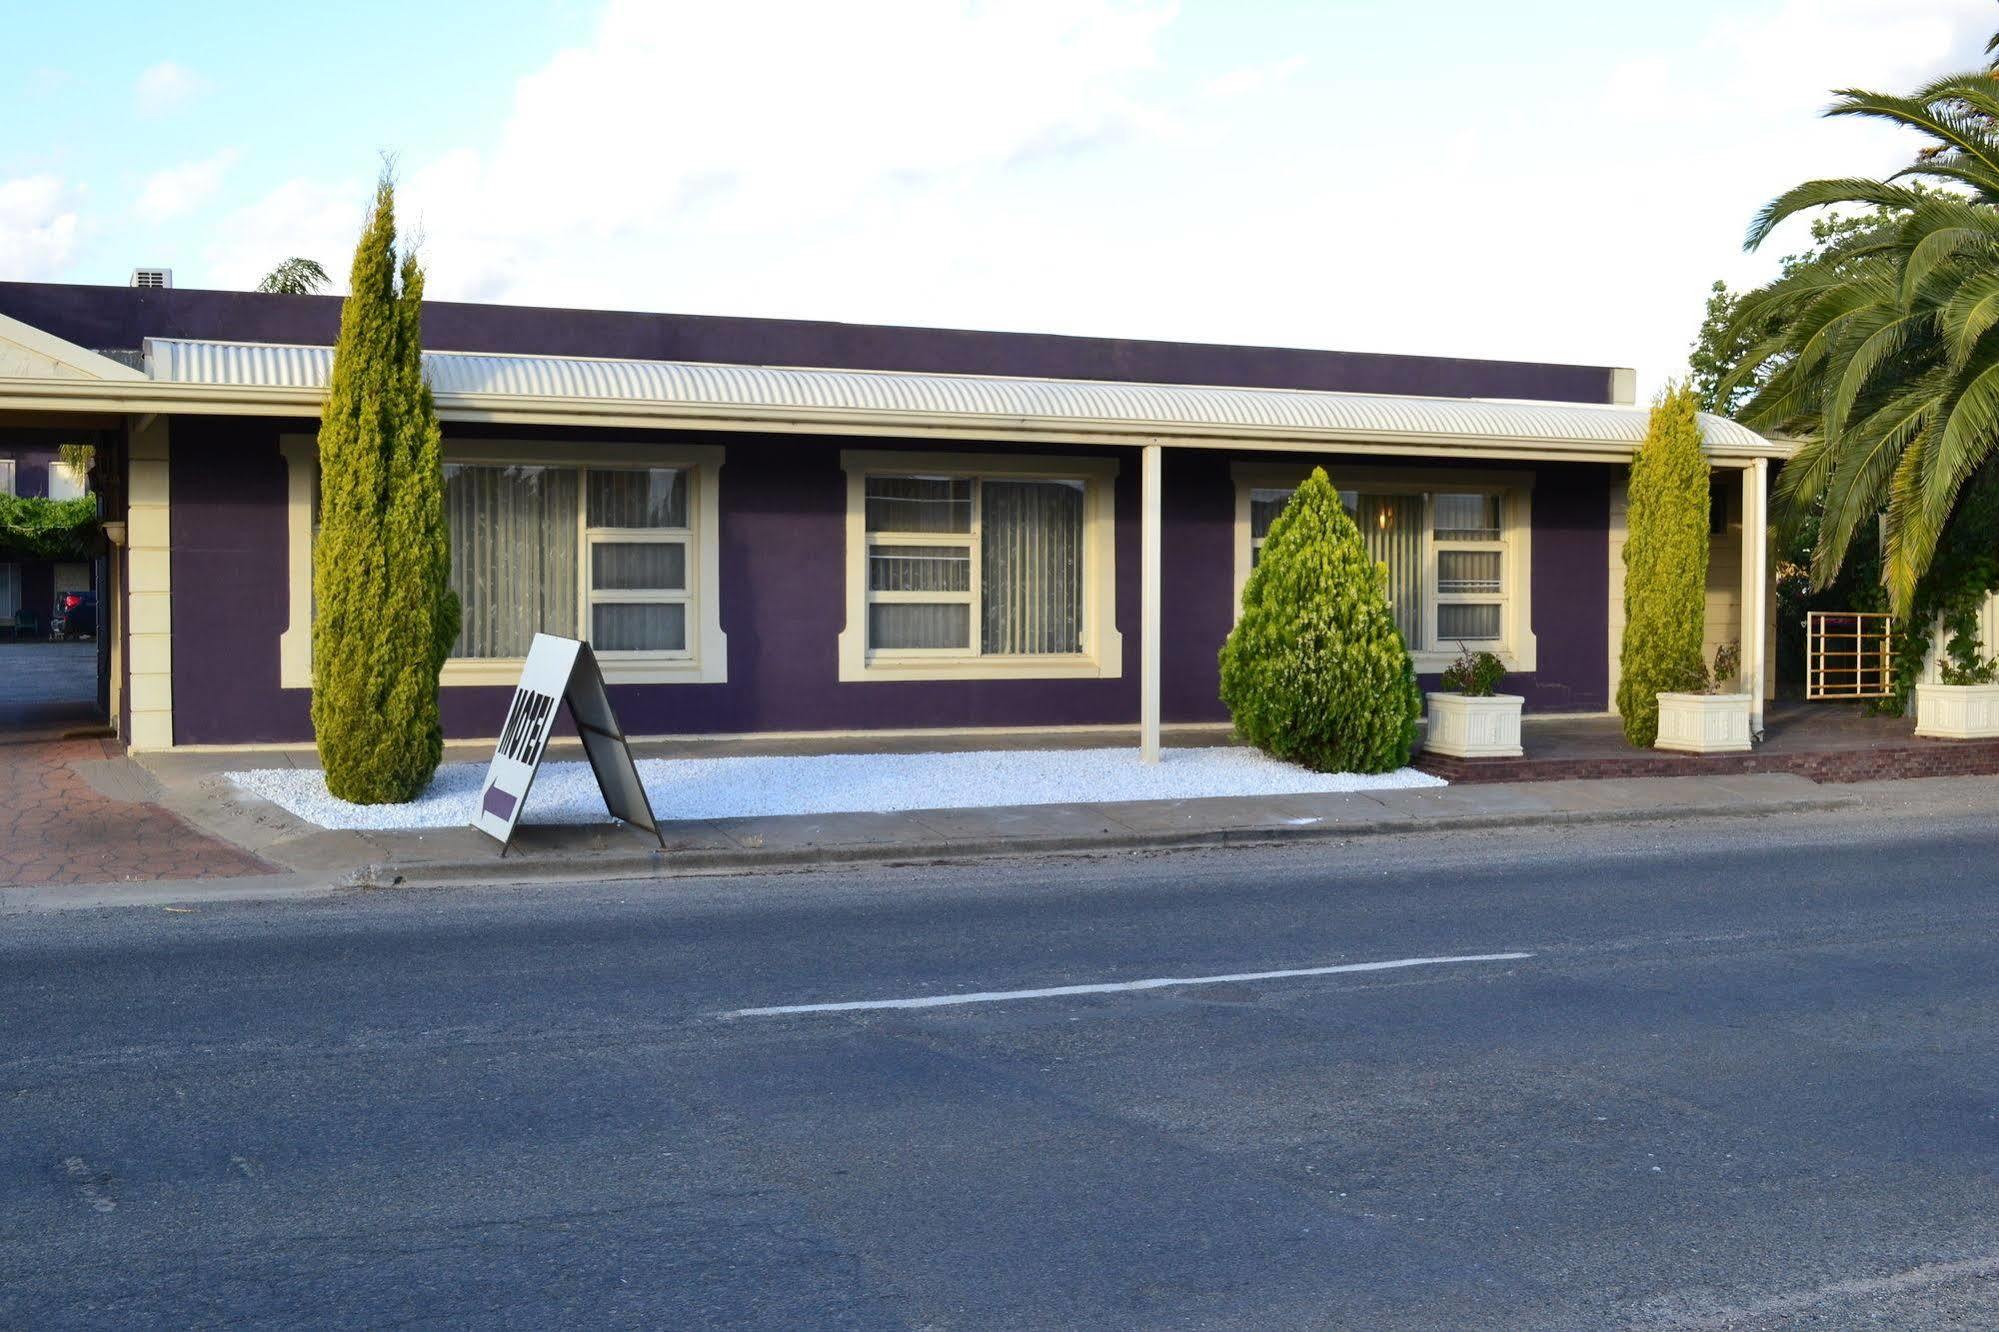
(1654, 692), (1752, 754)
(1424, 692), (1523, 759)
(1914, 682), (1999, 739)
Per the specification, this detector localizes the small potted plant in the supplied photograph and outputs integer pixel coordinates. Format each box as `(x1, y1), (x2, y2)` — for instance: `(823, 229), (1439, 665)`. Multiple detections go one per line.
(1914, 616), (1999, 739)
(1424, 644), (1523, 758)
(1654, 642), (1752, 754)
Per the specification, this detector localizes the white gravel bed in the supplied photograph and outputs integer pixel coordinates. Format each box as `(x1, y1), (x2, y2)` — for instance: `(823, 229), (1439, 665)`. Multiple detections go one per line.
(228, 746), (1444, 830)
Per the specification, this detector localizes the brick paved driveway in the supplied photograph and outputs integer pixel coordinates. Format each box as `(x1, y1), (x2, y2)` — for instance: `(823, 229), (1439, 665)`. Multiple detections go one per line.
(0, 739), (270, 887)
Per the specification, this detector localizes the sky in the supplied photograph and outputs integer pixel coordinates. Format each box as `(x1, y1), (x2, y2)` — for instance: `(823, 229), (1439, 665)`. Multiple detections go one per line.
(3, 0), (1996, 396)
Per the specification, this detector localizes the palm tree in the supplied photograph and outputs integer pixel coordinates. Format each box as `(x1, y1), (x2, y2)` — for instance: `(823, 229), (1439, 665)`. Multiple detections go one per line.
(1724, 65), (1999, 614)
(256, 257), (331, 296)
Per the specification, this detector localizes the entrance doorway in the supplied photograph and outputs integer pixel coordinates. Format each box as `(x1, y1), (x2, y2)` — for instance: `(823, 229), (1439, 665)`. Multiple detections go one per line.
(0, 436), (111, 742)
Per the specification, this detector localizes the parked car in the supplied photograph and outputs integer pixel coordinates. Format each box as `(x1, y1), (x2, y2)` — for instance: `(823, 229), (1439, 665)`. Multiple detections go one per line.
(51, 590), (96, 641)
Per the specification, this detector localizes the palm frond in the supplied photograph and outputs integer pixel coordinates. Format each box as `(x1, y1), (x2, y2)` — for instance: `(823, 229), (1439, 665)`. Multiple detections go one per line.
(1822, 88), (1999, 181)
(1939, 267), (1999, 363)
(1813, 375), (1944, 588)
(1820, 304), (1932, 446)
(1745, 178), (1935, 251)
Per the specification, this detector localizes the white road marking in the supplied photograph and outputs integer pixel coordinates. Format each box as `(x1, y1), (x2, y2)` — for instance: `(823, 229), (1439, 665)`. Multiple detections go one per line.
(728, 951), (1533, 1017)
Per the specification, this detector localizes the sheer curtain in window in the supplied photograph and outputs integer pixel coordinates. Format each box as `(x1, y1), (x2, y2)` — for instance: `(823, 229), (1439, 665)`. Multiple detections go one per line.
(445, 465), (579, 657)
(981, 480), (1083, 654)
(1351, 493), (1423, 647)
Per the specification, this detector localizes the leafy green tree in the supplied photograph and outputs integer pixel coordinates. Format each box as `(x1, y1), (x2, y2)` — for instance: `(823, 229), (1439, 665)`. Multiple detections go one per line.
(1218, 467), (1421, 773)
(1719, 64), (1999, 613)
(257, 257), (330, 295)
(1689, 209), (1894, 415)
(1618, 385), (1711, 747)
(310, 176), (458, 804)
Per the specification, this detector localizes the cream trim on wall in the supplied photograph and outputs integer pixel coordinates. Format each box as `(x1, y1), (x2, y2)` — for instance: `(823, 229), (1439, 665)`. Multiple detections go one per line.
(280, 435), (729, 689)
(1229, 461), (1539, 675)
(837, 448), (1123, 683)
(125, 416), (173, 751)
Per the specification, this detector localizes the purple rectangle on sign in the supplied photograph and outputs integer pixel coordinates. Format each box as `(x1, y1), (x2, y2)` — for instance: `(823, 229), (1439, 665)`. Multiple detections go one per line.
(481, 784), (518, 821)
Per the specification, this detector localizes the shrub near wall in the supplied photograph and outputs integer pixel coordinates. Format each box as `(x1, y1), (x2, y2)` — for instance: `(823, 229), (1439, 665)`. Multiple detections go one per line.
(1617, 384), (1710, 747)
(1219, 467), (1421, 773)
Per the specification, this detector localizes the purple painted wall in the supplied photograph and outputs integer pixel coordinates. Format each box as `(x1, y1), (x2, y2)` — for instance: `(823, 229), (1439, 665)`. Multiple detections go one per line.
(1, 281), (1624, 405)
(165, 419), (1612, 746)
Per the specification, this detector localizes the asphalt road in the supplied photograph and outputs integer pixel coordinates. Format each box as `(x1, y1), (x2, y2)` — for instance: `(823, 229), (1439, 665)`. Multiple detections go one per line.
(4, 804), (1999, 1329)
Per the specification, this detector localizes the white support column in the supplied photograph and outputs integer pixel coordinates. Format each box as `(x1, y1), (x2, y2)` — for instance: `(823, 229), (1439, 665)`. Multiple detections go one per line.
(126, 416), (173, 751)
(1140, 443), (1162, 763)
(1741, 457), (1769, 738)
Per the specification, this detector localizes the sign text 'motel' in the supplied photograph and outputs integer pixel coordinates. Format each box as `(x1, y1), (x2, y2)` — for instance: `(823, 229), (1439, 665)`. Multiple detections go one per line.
(472, 633), (664, 854)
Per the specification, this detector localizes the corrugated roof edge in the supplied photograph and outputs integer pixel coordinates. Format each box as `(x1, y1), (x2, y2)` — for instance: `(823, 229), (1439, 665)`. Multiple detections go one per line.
(141, 336), (1774, 457)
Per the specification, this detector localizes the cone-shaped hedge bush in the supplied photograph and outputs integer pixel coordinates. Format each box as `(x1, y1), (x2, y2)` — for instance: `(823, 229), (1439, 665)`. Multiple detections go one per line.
(1219, 467), (1421, 773)
(310, 175), (459, 803)
(1617, 383), (1710, 747)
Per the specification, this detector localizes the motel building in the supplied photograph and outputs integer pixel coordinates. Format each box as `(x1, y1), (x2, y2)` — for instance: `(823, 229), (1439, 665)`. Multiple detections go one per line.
(0, 276), (1786, 758)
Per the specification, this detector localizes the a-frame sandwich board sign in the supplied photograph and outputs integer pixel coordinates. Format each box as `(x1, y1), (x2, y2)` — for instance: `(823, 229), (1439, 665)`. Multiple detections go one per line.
(471, 633), (666, 855)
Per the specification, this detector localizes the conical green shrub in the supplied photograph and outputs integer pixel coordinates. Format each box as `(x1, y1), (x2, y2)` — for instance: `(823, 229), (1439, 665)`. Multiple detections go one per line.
(310, 175), (460, 803)
(1617, 383), (1711, 747)
(1219, 467), (1421, 773)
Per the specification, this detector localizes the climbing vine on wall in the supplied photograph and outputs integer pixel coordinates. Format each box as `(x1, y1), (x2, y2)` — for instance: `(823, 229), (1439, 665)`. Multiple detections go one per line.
(1867, 464), (1999, 711)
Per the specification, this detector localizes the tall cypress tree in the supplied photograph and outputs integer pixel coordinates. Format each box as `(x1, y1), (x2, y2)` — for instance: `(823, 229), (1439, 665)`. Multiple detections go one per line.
(1617, 384), (1711, 747)
(311, 175), (459, 803)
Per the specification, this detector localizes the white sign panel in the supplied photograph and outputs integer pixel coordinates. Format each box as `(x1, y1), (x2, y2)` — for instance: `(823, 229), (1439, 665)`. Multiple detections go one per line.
(472, 633), (664, 853)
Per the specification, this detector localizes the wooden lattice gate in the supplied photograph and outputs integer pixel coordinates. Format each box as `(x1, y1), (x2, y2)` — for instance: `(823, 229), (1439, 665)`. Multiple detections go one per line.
(1805, 611), (1895, 700)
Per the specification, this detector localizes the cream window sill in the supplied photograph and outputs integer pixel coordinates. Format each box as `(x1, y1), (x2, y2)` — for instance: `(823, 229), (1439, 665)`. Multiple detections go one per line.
(441, 654), (718, 687)
(848, 652), (1119, 683)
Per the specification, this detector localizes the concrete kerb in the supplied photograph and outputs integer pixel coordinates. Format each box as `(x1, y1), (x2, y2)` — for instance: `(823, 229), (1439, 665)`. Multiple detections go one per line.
(122, 752), (1864, 893)
(344, 783), (1861, 890)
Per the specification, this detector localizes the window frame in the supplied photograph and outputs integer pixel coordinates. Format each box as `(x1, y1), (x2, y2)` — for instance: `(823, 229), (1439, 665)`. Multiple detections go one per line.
(839, 449), (1122, 682)
(1231, 462), (1537, 674)
(280, 436), (727, 688)
(0, 458), (14, 497)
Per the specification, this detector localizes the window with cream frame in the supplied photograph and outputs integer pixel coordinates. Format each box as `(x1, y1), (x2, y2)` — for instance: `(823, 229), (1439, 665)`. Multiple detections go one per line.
(1231, 462), (1537, 674)
(279, 436), (727, 688)
(838, 449), (1122, 682)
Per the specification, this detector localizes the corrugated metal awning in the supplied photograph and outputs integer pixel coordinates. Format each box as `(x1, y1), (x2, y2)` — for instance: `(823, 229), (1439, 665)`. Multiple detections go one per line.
(139, 337), (1782, 460)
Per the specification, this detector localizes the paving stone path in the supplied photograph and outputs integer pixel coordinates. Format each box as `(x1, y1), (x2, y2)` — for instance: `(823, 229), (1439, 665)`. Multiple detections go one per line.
(0, 739), (270, 887)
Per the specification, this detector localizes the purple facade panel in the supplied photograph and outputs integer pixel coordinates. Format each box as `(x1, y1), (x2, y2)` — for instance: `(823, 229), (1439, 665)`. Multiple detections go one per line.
(1517, 466), (1612, 712)
(163, 421), (1612, 745)
(166, 419), (302, 744)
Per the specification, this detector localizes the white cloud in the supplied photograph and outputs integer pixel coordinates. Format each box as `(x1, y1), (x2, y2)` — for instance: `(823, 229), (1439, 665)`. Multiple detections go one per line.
(197, 0), (1997, 403)
(205, 178), (371, 292)
(134, 60), (204, 114)
(135, 149), (238, 222)
(209, 0), (1176, 302)
(1201, 56), (1304, 101)
(0, 176), (81, 279)
(1577, 0), (1996, 392)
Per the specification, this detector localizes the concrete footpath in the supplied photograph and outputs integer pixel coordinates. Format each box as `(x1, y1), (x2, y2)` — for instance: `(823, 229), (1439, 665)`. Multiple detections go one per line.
(116, 747), (1864, 892)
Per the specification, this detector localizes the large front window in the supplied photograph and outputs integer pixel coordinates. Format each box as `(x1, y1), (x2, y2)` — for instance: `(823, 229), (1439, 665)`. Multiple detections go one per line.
(863, 474), (1085, 656)
(1240, 468), (1532, 670)
(445, 463), (692, 659)
(278, 438), (726, 690)
(839, 450), (1122, 682)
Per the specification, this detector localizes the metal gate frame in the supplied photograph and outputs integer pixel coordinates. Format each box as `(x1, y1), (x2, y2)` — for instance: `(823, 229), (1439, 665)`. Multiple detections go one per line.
(1805, 611), (1895, 700)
